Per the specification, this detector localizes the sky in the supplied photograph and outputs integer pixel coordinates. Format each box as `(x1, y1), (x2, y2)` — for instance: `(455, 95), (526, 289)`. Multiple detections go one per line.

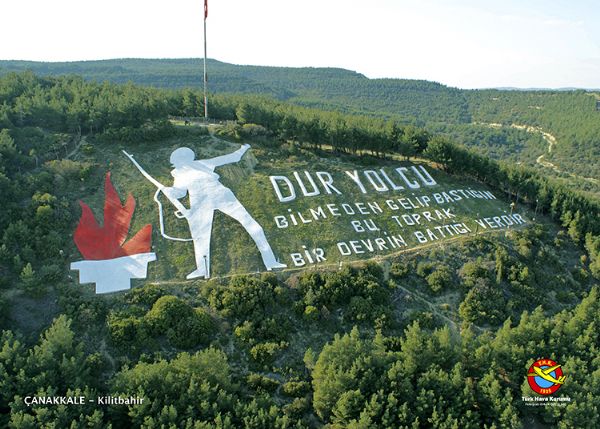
(2, 0), (600, 89)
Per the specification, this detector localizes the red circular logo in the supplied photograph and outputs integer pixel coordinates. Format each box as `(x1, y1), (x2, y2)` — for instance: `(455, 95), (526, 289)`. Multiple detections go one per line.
(527, 358), (565, 395)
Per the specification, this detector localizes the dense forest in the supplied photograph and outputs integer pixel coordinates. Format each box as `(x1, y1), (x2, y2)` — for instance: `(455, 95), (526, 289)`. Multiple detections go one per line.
(1, 58), (598, 197)
(0, 73), (598, 428)
(0, 59), (465, 120)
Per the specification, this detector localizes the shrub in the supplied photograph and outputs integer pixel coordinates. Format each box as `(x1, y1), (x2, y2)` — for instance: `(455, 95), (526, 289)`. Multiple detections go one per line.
(246, 373), (279, 393)
(426, 265), (453, 293)
(145, 296), (214, 349)
(459, 259), (491, 289)
(126, 283), (167, 306)
(282, 381), (311, 398)
(168, 308), (214, 349)
(250, 341), (288, 366)
(145, 295), (191, 333)
(303, 305), (319, 321)
(284, 397), (311, 419)
(296, 265), (388, 321)
(214, 275), (277, 320)
(38, 264), (63, 284)
(44, 159), (93, 181)
(390, 262), (409, 278)
(346, 296), (373, 321)
(416, 261), (435, 277)
(239, 123), (269, 138)
(107, 314), (148, 350)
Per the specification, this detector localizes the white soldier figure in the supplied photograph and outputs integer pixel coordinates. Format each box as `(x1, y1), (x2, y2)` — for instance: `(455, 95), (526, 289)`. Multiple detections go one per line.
(160, 144), (286, 279)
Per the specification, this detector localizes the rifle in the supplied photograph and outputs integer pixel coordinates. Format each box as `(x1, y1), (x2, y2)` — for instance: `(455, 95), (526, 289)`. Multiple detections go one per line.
(122, 151), (192, 242)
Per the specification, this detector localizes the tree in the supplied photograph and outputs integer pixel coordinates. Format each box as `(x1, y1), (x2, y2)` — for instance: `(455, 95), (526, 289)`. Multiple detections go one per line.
(459, 282), (506, 325)
(495, 247), (509, 284)
(20, 262), (44, 297)
(0, 129), (16, 159)
(312, 327), (388, 421)
(423, 136), (458, 171)
(111, 349), (235, 427)
(584, 233), (600, 279)
(26, 315), (92, 390)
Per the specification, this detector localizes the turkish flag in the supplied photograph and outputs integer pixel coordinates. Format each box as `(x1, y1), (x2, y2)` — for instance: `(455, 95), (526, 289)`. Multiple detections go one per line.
(204, 0), (208, 19)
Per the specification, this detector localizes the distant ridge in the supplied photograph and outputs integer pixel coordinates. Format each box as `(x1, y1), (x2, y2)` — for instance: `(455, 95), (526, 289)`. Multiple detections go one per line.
(0, 57), (470, 124)
(492, 86), (599, 91)
(2, 58), (598, 91)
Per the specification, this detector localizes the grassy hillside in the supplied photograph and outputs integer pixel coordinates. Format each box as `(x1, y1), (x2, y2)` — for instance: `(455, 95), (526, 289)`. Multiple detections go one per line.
(73, 129), (525, 281)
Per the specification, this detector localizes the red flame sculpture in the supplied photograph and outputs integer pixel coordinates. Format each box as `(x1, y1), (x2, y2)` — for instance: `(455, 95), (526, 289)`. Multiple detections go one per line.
(74, 173), (152, 260)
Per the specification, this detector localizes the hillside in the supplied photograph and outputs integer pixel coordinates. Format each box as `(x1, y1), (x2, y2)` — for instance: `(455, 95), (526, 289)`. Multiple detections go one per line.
(0, 73), (598, 428)
(78, 131), (523, 280)
(1, 58), (597, 197)
(0, 58), (469, 122)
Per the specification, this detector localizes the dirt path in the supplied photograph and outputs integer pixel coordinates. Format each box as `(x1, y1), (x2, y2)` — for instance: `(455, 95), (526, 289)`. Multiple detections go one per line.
(509, 124), (556, 153)
(392, 283), (459, 329)
(148, 227), (524, 286)
(476, 122), (599, 184)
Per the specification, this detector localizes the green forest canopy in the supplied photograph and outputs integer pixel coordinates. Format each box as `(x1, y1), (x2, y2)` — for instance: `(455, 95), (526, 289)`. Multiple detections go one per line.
(0, 72), (598, 428)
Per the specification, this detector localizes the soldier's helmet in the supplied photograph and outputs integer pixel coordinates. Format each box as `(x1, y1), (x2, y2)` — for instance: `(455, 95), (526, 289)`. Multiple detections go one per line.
(170, 147), (195, 167)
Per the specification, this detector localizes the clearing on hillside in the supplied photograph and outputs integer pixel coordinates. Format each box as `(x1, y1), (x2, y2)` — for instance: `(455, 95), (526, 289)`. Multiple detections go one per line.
(70, 130), (530, 283)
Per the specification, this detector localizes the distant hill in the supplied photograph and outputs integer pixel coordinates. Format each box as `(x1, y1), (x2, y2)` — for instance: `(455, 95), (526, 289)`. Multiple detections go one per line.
(1, 58), (598, 195)
(0, 58), (471, 123)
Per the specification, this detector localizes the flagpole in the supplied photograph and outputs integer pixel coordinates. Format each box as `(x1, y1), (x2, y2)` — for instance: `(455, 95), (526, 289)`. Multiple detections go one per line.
(203, 0), (208, 122)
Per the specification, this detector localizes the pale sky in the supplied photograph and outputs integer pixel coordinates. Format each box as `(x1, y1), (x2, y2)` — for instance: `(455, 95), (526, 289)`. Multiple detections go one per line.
(2, 0), (599, 89)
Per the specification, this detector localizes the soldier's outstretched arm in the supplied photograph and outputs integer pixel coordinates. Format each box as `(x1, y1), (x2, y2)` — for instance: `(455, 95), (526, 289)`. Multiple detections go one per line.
(201, 144), (250, 169)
